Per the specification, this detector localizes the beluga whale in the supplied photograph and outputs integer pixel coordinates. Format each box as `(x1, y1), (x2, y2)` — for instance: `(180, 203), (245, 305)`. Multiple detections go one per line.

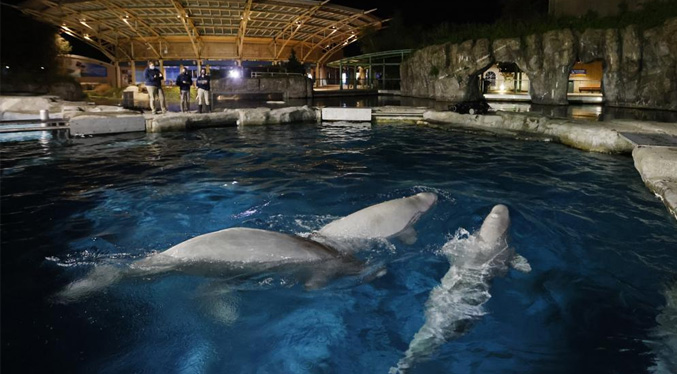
(392, 204), (531, 373)
(56, 192), (438, 302)
(315, 192), (438, 247)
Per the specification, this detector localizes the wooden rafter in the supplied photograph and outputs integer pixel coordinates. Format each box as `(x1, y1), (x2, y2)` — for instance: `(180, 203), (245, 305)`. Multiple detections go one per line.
(236, 0), (254, 60)
(22, 7), (127, 61)
(301, 9), (375, 62)
(18, 0), (382, 64)
(98, 0), (162, 58)
(272, 0), (328, 60)
(171, 0), (202, 59)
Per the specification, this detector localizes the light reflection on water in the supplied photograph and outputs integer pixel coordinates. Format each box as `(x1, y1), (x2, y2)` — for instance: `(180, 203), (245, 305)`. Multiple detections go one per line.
(1, 124), (676, 373)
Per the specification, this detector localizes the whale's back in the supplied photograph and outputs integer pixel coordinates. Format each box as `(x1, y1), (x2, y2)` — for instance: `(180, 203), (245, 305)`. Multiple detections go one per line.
(319, 192), (437, 239)
(162, 228), (338, 264)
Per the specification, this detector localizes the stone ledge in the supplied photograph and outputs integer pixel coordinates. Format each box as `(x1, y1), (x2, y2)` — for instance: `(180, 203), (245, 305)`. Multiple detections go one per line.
(422, 110), (677, 154)
(147, 105), (320, 132)
(69, 112), (146, 136)
(633, 147), (677, 220)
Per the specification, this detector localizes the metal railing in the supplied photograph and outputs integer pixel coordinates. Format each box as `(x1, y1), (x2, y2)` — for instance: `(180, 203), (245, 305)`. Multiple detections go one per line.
(0, 118), (69, 133)
(250, 72), (306, 78)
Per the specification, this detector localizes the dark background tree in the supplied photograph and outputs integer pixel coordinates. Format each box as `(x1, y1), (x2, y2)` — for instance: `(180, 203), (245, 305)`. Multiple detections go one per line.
(284, 49), (306, 74)
(1, 6), (60, 85)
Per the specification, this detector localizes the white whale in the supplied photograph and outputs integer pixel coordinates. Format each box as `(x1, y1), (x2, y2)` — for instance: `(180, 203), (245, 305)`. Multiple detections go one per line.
(392, 204), (531, 373)
(57, 192), (438, 302)
(316, 192), (438, 246)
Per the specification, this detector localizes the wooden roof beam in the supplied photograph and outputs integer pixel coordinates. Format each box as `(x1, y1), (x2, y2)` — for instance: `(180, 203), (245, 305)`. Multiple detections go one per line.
(98, 0), (162, 59)
(236, 0), (254, 60)
(171, 0), (202, 59)
(316, 19), (383, 65)
(301, 9), (375, 62)
(272, 0), (328, 60)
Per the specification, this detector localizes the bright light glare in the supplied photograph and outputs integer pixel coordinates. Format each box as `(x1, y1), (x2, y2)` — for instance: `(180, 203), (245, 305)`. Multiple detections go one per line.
(228, 69), (241, 79)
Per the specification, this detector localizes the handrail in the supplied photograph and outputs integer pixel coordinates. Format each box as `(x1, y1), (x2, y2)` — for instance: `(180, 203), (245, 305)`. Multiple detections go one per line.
(250, 72), (306, 78)
(0, 118), (68, 125)
(0, 125), (70, 134)
(0, 118), (70, 134)
(325, 49), (414, 68)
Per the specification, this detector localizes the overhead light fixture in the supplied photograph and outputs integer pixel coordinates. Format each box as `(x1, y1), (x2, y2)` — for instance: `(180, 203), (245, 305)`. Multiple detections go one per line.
(228, 69), (241, 79)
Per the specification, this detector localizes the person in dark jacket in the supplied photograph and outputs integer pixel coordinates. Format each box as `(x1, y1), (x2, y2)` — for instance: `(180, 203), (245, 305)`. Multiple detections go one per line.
(144, 61), (166, 114)
(176, 67), (193, 112)
(196, 67), (211, 113)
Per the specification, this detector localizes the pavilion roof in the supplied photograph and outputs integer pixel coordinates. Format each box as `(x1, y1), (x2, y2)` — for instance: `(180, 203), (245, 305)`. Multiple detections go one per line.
(18, 0), (382, 64)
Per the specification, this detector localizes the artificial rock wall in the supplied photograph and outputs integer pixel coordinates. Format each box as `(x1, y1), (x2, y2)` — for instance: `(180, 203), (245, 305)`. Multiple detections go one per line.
(211, 76), (314, 100)
(401, 18), (677, 110)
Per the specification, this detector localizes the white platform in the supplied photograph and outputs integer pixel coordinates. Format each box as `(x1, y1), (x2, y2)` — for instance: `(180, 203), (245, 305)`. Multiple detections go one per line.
(321, 107), (372, 122)
(69, 114), (146, 136)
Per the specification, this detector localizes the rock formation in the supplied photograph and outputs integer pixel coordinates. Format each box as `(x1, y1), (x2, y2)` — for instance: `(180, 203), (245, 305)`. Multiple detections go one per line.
(211, 76), (313, 100)
(401, 17), (677, 111)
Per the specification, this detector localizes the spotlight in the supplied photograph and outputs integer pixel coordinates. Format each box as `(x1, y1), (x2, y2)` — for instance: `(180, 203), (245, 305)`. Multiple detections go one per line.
(228, 69), (241, 79)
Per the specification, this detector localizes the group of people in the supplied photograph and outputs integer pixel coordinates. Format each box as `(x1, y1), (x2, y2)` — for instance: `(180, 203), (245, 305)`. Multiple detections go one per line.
(143, 61), (211, 114)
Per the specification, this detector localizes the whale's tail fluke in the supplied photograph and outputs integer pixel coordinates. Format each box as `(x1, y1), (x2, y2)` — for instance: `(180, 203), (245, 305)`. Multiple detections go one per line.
(54, 265), (124, 303)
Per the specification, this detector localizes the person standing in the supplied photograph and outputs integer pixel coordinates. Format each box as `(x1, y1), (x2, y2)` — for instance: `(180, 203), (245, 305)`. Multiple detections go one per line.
(176, 67), (193, 113)
(144, 61), (166, 114)
(196, 67), (211, 113)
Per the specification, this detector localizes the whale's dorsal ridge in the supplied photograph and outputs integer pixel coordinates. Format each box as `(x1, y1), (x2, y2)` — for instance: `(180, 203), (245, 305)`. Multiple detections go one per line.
(317, 192), (437, 246)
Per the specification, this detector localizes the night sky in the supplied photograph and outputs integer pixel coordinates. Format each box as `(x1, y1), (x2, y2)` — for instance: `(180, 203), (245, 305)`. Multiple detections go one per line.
(340, 0), (504, 25)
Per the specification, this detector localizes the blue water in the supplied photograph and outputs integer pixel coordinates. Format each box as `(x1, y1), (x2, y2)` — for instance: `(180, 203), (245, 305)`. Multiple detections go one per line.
(1, 123), (676, 374)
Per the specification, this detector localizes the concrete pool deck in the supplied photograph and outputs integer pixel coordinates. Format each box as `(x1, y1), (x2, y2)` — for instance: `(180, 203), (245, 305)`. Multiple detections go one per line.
(1, 95), (676, 220)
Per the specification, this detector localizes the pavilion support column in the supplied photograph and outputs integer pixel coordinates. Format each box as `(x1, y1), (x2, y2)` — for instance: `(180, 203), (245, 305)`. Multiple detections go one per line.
(382, 61), (386, 90)
(355, 67), (358, 90)
(159, 60), (164, 85)
(318, 64), (326, 87)
(131, 60), (136, 84)
(114, 61), (121, 88)
(368, 57), (372, 89)
(339, 61), (343, 90)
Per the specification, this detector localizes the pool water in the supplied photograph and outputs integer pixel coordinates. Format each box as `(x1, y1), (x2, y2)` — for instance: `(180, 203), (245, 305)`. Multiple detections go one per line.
(1, 123), (676, 373)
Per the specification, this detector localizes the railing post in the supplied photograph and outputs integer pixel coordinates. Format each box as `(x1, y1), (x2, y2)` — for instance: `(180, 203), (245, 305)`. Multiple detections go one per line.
(339, 61), (343, 90)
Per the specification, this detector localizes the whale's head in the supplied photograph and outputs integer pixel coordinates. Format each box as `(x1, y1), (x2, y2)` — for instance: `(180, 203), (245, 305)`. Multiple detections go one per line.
(410, 192), (438, 213)
(477, 204), (510, 247)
